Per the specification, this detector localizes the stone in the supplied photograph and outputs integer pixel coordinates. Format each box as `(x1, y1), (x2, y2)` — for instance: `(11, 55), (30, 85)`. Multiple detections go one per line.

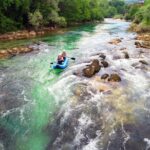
(101, 74), (109, 80)
(123, 52), (129, 59)
(113, 55), (121, 60)
(99, 54), (106, 60)
(108, 74), (121, 82)
(135, 41), (142, 48)
(0, 50), (10, 58)
(135, 41), (150, 49)
(91, 59), (101, 73)
(101, 61), (109, 68)
(141, 41), (150, 49)
(139, 60), (148, 65)
(109, 38), (122, 45)
(0, 46), (34, 59)
(120, 47), (126, 51)
(83, 59), (101, 78)
(83, 65), (95, 78)
(29, 31), (36, 37)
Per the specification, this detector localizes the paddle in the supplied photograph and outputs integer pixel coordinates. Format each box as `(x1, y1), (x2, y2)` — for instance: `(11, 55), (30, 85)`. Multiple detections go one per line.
(50, 57), (76, 65)
(69, 57), (76, 60)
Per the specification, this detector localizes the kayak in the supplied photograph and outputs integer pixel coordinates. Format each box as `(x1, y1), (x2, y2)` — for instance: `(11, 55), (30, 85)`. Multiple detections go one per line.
(51, 57), (69, 69)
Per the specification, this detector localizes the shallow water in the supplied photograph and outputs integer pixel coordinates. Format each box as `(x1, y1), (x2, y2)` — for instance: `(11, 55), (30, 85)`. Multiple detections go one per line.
(0, 19), (150, 150)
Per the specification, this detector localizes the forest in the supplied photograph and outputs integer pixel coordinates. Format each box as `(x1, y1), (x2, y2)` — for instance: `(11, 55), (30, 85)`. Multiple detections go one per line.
(0, 0), (126, 33)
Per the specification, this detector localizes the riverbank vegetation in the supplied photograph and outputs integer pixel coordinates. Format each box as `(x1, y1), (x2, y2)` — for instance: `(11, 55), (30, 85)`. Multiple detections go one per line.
(125, 0), (150, 32)
(0, 0), (126, 34)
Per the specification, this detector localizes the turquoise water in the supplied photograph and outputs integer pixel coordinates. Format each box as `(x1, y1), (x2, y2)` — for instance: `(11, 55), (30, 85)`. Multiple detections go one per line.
(1, 19), (149, 150)
(0, 23), (96, 150)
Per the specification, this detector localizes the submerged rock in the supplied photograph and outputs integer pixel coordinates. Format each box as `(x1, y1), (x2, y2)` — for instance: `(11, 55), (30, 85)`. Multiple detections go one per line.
(101, 74), (109, 80)
(139, 60), (148, 65)
(108, 74), (121, 82)
(109, 38), (122, 45)
(113, 55), (121, 60)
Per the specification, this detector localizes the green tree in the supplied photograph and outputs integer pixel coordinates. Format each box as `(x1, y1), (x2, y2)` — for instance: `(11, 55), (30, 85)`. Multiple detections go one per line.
(29, 10), (43, 29)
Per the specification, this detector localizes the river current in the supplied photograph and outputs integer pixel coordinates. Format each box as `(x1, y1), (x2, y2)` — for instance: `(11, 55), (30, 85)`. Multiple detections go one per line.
(0, 19), (150, 150)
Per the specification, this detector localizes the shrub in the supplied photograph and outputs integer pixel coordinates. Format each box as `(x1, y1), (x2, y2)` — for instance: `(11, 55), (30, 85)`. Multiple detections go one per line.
(28, 10), (43, 29)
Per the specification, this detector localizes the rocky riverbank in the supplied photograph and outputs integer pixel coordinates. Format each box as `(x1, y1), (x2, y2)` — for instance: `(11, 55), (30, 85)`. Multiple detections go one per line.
(0, 27), (57, 41)
(0, 46), (34, 59)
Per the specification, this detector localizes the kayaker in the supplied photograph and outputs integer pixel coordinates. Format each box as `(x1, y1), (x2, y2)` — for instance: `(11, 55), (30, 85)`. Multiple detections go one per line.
(62, 51), (67, 60)
(57, 54), (64, 64)
(57, 51), (67, 64)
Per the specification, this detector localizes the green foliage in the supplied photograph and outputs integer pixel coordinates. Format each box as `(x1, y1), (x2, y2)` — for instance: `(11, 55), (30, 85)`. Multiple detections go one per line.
(0, 12), (21, 33)
(29, 10), (43, 29)
(107, 7), (117, 17)
(0, 0), (128, 33)
(109, 0), (126, 14)
(125, 4), (140, 20)
(126, 0), (150, 31)
(59, 0), (105, 23)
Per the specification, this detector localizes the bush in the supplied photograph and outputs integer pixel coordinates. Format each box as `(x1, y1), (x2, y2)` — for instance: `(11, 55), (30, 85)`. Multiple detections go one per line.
(0, 13), (21, 33)
(56, 17), (67, 27)
(28, 10), (43, 29)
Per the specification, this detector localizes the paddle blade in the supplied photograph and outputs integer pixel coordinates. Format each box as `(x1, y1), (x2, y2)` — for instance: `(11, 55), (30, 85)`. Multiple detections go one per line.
(70, 57), (76, 60)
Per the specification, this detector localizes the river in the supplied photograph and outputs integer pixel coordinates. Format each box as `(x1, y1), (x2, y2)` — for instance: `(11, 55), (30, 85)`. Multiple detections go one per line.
(0, 19), (150, 150)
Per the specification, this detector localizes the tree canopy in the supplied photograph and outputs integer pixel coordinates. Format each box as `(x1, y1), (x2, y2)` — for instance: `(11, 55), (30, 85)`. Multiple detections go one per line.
(0, 0), (126, 33)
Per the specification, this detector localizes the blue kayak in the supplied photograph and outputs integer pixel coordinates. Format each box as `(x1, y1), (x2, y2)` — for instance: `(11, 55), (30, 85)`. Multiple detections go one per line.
(51, 58), (69, 69)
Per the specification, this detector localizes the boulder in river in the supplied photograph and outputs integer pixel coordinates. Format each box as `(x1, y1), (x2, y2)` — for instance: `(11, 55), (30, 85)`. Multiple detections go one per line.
(0, 46), (34, 59)
(123, 52), (129, 59)
(108, 74), (121, 82)
(135, 41), (150, 49)
(135, 41), (142, 48)
(83, 59), (101, 78)
(139, 60), (148, 65)
(99, 54), (106, 60)
(101, 61), (109, 68)
(109, 38), (122, 45)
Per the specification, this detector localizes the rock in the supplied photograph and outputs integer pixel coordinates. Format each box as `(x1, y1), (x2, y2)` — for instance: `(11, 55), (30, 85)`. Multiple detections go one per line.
(123, 52), (129, 59)
(83, 59), (101, 78)
(120, 47), (126, 51)
(101, 74), (109, 80)
(99, 54), (106, 60)
(0, 46), (34, 59)
(141, 41), (150, 49)
(0, 50), (10, 58)
(109, 39), (122, 45)
(83, 65), (95, 78)
(113, 55), (121, 60)
(135, 41), (150, 49)
(139, 60), (148, 65)
(135, 41), (142, 48)
(108, 74), (121, 82)
(91, 59), (101, 73)
(136, 33), (150, 41)
(101, 61), (109, 68)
